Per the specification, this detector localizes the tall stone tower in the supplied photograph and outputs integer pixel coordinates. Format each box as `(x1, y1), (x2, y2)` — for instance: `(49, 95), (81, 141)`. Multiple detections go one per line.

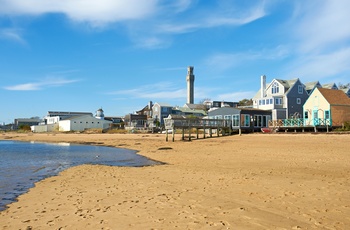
(186, 66), (195, 104)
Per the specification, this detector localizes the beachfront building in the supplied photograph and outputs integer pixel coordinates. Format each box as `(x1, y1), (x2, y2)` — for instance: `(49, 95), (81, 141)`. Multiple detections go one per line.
(44, 111), (93, 124)
(58, 115), (112, 132)
(252, 75), (309, 120)
(208, 107), (271, 132)
(303, 88), (350, 127)
(152, 102), (173, 126)
(13, 117), (41, 129)
(124, 114), (148, 131)
(31, 109), (112, 132)
(172, 106), (207, 117)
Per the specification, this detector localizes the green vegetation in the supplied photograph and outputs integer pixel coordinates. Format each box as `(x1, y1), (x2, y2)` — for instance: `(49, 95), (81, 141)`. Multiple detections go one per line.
(334, 121), (350, 131)
(238, 98), (253, 106)
(18, 124), (31, 131)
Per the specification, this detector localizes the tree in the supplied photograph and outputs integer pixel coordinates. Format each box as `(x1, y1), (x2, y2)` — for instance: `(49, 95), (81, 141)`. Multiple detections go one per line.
(338, 82), (350, 89)
(238, 98), (253, 106)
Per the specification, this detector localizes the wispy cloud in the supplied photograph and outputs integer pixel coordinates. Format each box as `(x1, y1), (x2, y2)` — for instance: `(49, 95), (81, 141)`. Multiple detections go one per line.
(287, 47), (350, 81)
(284, 1), (350, 80)
(156, 2), (266, 34)
(0, 28), (26, 44)
(109, 82), (187, 100)
(0, 1), (268, 49)
(4, 77), (80, 91)
(204, 45), (290, 72)
(293, 0), (350, 54)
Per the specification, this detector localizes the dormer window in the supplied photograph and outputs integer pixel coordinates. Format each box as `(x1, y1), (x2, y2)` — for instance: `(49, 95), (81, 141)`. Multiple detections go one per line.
(271, 82), (279, 94)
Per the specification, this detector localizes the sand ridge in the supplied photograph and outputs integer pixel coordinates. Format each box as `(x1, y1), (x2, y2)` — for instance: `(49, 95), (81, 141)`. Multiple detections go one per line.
(0, 132), (349, 229)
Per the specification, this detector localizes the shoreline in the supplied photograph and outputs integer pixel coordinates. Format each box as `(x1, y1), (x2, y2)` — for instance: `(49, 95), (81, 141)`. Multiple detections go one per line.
(1, 132), (350, 229)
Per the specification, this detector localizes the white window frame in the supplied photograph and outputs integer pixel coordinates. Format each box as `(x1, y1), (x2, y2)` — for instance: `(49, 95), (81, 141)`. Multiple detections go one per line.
(296, 98), (301, 104)
(298, 85), (303, 94)
(232, 115), (239, 127)
(275, 98), (282, 105)
(272, 82), (279, 94)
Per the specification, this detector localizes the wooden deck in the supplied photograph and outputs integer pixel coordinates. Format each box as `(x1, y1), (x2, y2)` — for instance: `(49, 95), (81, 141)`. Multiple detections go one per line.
(268, 118), (332, 132)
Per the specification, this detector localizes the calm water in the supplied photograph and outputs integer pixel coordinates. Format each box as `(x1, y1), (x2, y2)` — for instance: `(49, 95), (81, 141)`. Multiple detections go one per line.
(0, 140), (162, 211)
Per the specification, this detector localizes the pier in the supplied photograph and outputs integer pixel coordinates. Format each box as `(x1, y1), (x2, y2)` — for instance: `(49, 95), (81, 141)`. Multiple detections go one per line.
(164, 115), (232, 142)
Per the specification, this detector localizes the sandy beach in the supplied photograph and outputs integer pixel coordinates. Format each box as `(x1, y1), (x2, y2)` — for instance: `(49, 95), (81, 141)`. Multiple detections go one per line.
(0, 132), (349, 229)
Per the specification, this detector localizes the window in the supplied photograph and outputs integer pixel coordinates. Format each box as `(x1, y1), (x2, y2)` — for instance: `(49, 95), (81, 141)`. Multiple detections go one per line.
(298, 85), (303, 94)
(241, 114), (250, 127)
(296, 98), (301, 104)
(271, 82), (279, 94)
(325, 110), (330, 119)
(261, 100), (265, 105)
(275, 98), (282, 105)
(304, 111), (309, 119)
(262, 116), (268, 127)
(259, 100), (262, 105)
(254, 115), (262, 127)
(232, 115), (239, 127)
(266, 99), (269, 105)
(270, 99), (273, 104)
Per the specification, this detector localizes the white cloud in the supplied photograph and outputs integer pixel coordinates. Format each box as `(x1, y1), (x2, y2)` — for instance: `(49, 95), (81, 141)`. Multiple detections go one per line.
(288, 47), (350, 81)
(294, 0), (350, 53)
(283, 1), (350, 80)
(4, 78), (80, 91)
(217, 91), (256, 101)
(0, 0), (158, 26)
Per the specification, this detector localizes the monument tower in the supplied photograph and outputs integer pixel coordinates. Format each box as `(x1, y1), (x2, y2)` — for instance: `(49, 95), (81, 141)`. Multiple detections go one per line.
(186, 66), (195, 104)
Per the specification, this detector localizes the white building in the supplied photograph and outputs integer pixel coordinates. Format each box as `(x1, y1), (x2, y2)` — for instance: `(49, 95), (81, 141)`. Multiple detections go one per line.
(31, 110), (112, 132)
(58, 115), (112, 132)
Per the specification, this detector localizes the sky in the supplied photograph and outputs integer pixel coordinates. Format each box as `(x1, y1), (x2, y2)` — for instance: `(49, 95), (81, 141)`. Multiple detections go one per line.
(1, 0), (350, 123)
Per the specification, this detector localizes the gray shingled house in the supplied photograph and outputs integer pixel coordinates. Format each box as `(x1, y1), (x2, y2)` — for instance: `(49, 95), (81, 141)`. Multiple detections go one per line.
(208, 107), (271, 132)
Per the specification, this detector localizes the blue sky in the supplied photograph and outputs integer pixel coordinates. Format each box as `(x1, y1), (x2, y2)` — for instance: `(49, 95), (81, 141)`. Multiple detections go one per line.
(1, 0), (350, 123)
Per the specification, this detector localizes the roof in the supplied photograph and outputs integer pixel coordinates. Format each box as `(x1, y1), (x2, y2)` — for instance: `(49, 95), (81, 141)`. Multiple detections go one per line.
(47, 111), (93, 117)
(318, 88), (350, 105)
(304, 81), (321, 91)
(184, 103), (205, 110)
(275, 78), (298, 90)
(322, 83), (338, 89)
(61, 115), (93, 121)
(208, 107), (272, 117)
(174, 107), (207, 115)
(253, 78), (300, 99)
(154, 102), (173, 107)
(341, 88), (350, 93)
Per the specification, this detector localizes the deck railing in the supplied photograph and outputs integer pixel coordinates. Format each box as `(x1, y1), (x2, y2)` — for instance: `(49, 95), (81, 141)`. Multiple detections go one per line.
(164, 117), (231, 130)
(269, 118), (331, 128)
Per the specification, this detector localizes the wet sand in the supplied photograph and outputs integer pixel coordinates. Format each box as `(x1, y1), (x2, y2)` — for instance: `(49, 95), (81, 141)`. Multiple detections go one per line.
(0, 132), (349, 229)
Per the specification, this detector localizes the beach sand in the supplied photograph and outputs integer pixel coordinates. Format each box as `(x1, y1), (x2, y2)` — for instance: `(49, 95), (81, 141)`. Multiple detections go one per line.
(0, 132), (349, 229)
